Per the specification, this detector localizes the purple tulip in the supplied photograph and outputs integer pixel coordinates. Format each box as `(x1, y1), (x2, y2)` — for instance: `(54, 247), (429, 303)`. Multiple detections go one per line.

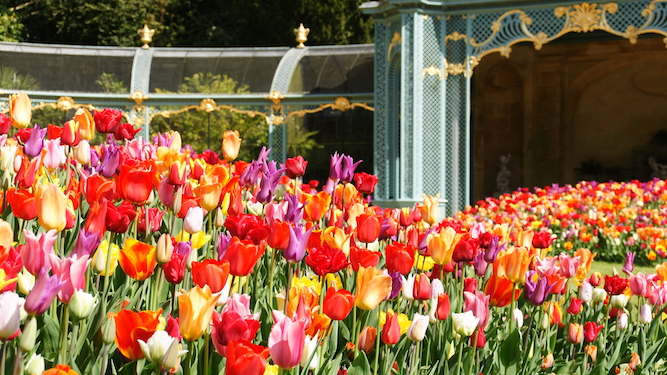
(340, 155), (362, 184)
(71, 230), (101, 258)
(473, 250), (488, 277)
(284, 224), (313, 263)
(217, 232), (232, 261)
(25, 269), (65, 316)
(256, 161), (286, 203)
(24, 124), (46, 158)
(524, 271), (553, 306)
(328, 152), (344, 181)
(483, 236), (503, 263)
(623, 252), (635, 274)
(388, 271), (403, 300)
(283, 193), (304, 223)
(97, 144), (120, 178)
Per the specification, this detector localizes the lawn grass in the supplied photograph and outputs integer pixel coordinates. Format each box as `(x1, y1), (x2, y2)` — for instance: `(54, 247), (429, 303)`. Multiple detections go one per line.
(590, 261), (655, 276)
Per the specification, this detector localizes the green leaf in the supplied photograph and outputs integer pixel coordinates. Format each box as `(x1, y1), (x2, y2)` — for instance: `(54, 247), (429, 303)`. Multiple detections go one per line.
(322, 353), (343, 375)
(40, 314), (62, 362)
(499, 329), (521, 375)
(348, 352), (371, 375)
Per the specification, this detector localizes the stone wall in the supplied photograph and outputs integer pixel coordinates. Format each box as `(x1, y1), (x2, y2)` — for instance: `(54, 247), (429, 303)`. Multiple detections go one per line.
(472, 36), (667, 201)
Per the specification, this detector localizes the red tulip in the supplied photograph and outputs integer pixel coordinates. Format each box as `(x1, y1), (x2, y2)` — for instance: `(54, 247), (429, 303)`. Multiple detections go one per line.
(353, 172), (379, 195)
(385, 242), (415, 275)
(163, 252), (187, 284)
(604, 275), (629, 295)
(413, 274), (431, 300)
(567, 297), (584, 316)
(106, 201), (137, 233)
(225, 341), (268, 375)
(192, 259), (230, 293)
(381, 310), (401, 345)
(356, 214), (381, 243)
(211, 310), (261, 356)
(225, 214), (270, 245)
(117, 161), (156, 205)
(349, 245), (381, 272)
(322, 287), (354, 321)
(94, 108), (123, 134)
(267, 220), (290, 251)
(221, 237), (265, 277)
(6, 188), (37, 220)
(284, 156), (308, 178)
(305, 244), (349, 276)
(583, 321), (603, 343)
(435, 293), (450, 320)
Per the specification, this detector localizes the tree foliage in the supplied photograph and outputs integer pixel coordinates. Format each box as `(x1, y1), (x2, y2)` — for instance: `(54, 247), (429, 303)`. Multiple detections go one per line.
(151, 73), (269, 161)
(8, 0), (373, 47)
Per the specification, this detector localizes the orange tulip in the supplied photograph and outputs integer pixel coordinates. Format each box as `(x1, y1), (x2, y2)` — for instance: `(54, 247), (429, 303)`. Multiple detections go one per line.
(567, 323), (583, 344)
(222, 130), (242, 161)
(43, 364), (79, 375)
(36, 183), (68, 232)
(428, 226), (462, 265)
(323, 226), (351, 255)
(9, 91), (31, 129)
(301, 191), (331, 222)
(112, 309), (162, 361)
(84, 173), (116, 205)
(656, 262), (667, 281)
(355, 266), (392, 310)
(119, 238), (157, 281)
(322, 287), (354, 320)
(286, 285), (319, 318)
(194, 178), (223, 212)
(178, 285), (219, 341)
(485, 274), (519, 307)
(191, 259), (230, 293)
(221, 237), (265, 276)
(74, 107), (95, 141)
(494, 246), (531, 284)
(418, 194), (439, 225)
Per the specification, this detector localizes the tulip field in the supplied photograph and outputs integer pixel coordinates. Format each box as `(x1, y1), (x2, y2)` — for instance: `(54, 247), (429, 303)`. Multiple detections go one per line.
(3, 92), (667, 375)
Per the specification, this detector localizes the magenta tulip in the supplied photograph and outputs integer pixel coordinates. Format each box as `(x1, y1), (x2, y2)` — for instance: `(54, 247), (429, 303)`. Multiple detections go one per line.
(22, 229), (57, 275)
(24, 269), (65, 316)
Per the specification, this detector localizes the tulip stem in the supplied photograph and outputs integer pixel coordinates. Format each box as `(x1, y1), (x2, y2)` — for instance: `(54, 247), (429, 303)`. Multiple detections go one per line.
(12, 348), (22, 375)
(352, 306), (358, 359)
(508, 283), (518, 335)
(69, 321), (80, 365)
(0, 340), (6, 375)
(373, 308), (381, 374)
(456, 341), (464, 375)
(203, 331), (210, 375)
(285, 263), (293, 314)
(59, 307), (70, 364)
(100, 344), (109, 375)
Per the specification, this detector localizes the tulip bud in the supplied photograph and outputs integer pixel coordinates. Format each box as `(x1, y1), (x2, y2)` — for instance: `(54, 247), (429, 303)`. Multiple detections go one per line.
(69, 290), (97, 320)
(617, 312), (628, 330)
(512, 308), (524, 328)
(17, 269), (35, 295)
(74, 140), (91, 165)
(567, 323), (583, 344)
(156, 234), (174, 264)
(214, 208), (226, 228)
(610, 294), (629, 309)
(446, 341), (456, 360)
(25, 353), (45, 375)
(186, 247), (198, 271)
(247, 201), (264, 216)
(541, 353), (554, 370)
(357, 326), (376, 354)
(640, 304), (652, 324)
(540, 311), (550, 330)
(183, 206), (203, 234)
(222, 130), (242, 161)
(102, 315), (116, 345)
(452, 311), (479, 337)
(579, 281), (593, 302)
(139, 330), (188, 370)
(300, 335), (319, 370)
(407, 313), (429, 342)
(19, 317), (37, 353)
(591, 288), (607, 303)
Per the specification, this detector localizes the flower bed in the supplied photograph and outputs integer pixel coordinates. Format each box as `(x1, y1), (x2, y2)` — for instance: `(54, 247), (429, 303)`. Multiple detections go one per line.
(0, 94), (666, 375)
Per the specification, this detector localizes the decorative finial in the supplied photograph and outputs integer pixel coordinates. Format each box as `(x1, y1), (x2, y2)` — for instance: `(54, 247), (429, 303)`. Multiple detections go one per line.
(294, 23), (310, 48)
(138, 24), (155, 49)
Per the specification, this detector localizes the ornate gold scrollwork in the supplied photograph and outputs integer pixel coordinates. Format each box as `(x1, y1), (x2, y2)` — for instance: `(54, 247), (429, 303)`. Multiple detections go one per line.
(129, 90), (149, 105)
(387, 32), (402, 61)
(285, 97), (374, 122)
(422, 65), (443, 80)
(56, 96), (75, 111)
(444, 31), (467, 45)
(149, 100), (265, 123)
(19, 97), (96, 114)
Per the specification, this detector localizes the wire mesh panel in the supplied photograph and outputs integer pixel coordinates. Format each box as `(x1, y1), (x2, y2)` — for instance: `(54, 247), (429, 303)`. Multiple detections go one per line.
(374, 21), (389, 201)
(421, 15), (443, 197)
(401, 14), (415, 200)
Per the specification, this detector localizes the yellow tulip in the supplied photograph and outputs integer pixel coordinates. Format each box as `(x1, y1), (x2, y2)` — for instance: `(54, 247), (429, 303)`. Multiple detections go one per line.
(92, 240), (120, 276)
(428, 226), (462, 265)
(0, 219), (13, 256)
(494, 246), (532, 283)
(9, 92), (31, 129)
(36, 183), (68, 232)
(178, 285), (218, 341)
(222, 130), (242, 161)
(355, 266), (392, 310)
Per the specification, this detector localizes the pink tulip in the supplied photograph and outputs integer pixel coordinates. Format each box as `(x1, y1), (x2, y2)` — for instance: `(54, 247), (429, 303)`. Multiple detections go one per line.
(534, 256), (558, 277)
(268, 310), (306, 369)
(49, 254), (90, 303)
(463, 291), (489, 328)
(22, 229), (57, 275)
(42, 139), (66, 170)
(630, 273), (649, 298)
(558, 254), (580, 278)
